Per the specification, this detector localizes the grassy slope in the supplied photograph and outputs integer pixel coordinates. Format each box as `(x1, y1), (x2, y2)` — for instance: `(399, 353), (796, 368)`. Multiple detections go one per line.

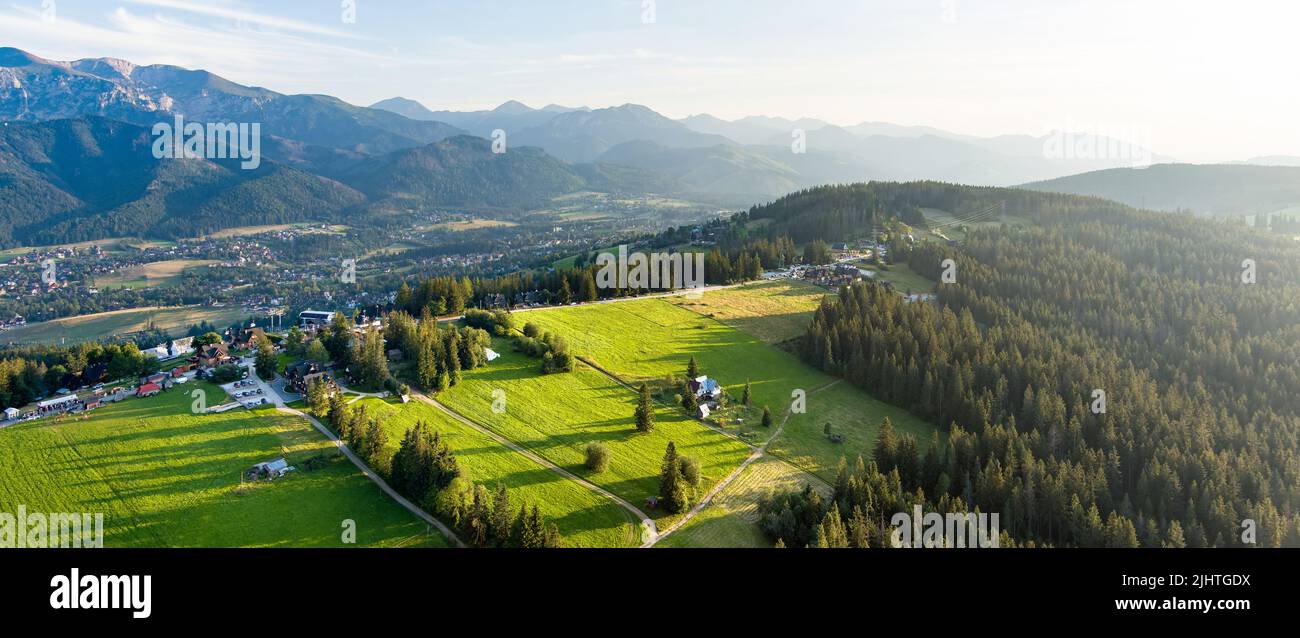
(2, 305), (249, 345)
(351, 396), (638, 548)
(0, 383), (444, 548)
(657, 456), (830, 548)
(667, 279), (832, 345)
(521, 297), (935, 482)
(96, 259), (218, 290)
(437, 344), (751, 528)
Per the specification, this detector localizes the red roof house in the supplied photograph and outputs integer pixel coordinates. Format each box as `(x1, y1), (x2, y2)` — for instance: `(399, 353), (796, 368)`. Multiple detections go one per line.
(137, 383), (162, 398)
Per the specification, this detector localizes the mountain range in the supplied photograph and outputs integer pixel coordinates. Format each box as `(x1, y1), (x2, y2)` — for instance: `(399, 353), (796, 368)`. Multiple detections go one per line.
(1022, 163), (1300, 217)
(2, 46), (1297, 245)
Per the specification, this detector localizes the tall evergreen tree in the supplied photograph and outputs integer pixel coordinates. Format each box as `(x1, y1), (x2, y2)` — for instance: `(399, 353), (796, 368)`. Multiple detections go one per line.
(635, 383), (655, 432)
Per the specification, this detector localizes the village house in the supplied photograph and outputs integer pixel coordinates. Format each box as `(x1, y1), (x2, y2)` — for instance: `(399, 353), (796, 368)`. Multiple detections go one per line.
(194, 343), (232, 369)
(230, 326), (267, 351)
(136, 382), (163, 398)
(688, 376), (723, 401)
(286, 361), (336, 395)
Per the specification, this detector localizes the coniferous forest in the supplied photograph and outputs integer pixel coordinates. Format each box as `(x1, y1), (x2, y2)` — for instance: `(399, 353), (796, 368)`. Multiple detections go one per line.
(787, 182), (1300, 548)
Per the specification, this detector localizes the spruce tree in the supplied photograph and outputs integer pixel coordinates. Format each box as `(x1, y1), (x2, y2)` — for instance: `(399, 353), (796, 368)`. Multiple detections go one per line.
(687, 356), (700, 379)
(635, 383), (655, 432)
(490, 482), (513, 547)
(681, 381), (698, 413)
(742, 381), (752, 406)
(761, 406), (774, 428)
(659, 442), (690, 513)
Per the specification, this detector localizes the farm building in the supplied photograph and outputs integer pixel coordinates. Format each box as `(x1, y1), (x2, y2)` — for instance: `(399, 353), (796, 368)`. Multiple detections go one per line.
(299, 310), (336, 331)
(137, 383), (162, 398)
(248, 458), (294, 480)
(37, 394), (81, 415)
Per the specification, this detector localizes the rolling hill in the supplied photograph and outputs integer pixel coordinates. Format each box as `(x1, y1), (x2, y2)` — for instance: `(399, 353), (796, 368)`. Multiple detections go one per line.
(1022, 163), (1300, 216)
(0, 117), (366, 245)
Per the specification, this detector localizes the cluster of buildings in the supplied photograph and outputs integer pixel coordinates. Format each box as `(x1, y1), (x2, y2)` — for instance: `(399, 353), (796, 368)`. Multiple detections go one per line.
(688, 375), (724, 419)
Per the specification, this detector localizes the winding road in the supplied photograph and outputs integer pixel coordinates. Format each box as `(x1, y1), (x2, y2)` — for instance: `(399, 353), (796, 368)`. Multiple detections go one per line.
(241, 360), (466, 548)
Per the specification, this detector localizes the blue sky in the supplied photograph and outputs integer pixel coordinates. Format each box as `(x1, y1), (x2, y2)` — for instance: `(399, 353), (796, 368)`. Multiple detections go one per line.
(3, 0), (1298, 161)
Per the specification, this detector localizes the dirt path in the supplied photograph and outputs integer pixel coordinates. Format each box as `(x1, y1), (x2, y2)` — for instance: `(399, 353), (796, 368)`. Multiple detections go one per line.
(412, 392), (659, 547)
(244, 362), (466, 548)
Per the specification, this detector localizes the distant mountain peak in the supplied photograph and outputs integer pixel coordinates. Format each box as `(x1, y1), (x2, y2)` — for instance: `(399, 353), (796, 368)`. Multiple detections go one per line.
(492, 100), (534, 114)
(0, 47), (49, 68)
(540, 104), (588, 113)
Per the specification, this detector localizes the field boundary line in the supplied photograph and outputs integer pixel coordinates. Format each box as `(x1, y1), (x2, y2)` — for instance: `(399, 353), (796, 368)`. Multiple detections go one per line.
(412, 392), (657, 548)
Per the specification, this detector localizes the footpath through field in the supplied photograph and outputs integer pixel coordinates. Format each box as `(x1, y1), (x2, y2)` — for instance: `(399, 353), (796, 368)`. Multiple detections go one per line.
(577, 356), (838, 546)
(243, 360), (466, 548)
(413, 392), (659, 547)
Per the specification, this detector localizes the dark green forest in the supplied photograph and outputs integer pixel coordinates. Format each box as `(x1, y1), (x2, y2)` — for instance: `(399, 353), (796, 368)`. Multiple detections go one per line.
(784, 182), (1300, 547)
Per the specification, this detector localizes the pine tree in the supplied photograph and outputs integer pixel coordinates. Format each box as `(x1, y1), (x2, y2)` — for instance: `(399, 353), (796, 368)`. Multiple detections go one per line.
(849, 505), (870, 548)
(490, 482), (513, 547)
(659, 442), (690, 513)
(820, 503), (850, 548)
(742, 381), (752, 406)
(680, 381), (698, 413)
(635, 383), (655, 432)
(687, 356), (700, 379)
(761, 406), (774, 428)
(468, 484), (491, 548)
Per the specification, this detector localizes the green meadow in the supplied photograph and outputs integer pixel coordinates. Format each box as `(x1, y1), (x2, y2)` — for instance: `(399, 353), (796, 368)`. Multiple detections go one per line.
(437, 344), (752, 527)
(0, 383), (444, 548)
(520, 295), (936, 482)
(350, 396), (640, 548)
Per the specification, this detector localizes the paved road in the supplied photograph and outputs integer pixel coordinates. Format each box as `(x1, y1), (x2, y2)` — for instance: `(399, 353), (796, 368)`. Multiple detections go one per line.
(413, 392), (659, 548)
(242, 361), (465, 548)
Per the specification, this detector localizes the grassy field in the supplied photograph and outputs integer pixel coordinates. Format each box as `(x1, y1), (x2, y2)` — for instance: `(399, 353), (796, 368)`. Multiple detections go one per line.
(424, 219), (518, 232)
(96, 259), (219, 290)
(1, 305), (249, 345)
(657, 456), (829, 548)
(436, 343), (752, 527)
(350, 396), (639, 548)
(520, 297), (936, 481)
(857, 262), (937, 294)
(0, 382), (444, 547)
(668, 279), (831, 344)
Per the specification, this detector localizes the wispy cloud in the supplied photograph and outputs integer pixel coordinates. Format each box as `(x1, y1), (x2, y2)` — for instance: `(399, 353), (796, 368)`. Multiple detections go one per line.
(123, 0), (358, 39)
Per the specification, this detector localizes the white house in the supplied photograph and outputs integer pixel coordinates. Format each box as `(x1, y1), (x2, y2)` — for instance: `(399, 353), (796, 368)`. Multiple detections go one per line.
(169, 336), (195, 357)
(4, 407), (19, 420)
